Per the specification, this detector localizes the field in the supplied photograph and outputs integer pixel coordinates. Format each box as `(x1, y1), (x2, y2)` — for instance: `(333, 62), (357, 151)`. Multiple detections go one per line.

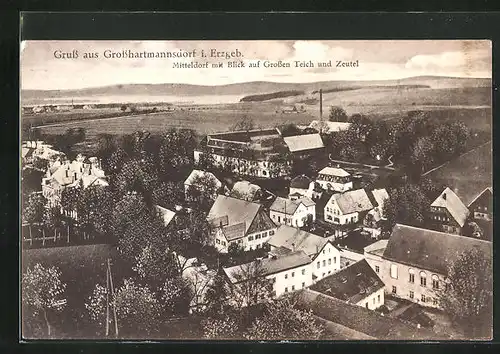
(425, 141), (492, 205)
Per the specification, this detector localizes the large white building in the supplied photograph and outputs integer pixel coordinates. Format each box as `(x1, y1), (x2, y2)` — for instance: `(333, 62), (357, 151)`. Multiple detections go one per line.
(269, 196), (316, 228)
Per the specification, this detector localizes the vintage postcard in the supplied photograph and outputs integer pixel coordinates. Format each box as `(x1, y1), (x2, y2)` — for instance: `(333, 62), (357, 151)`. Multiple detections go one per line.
(20, 40), (492, 340)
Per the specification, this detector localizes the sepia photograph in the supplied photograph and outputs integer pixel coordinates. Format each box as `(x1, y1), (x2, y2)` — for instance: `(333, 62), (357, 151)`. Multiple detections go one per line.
(20, 39), (493, 340)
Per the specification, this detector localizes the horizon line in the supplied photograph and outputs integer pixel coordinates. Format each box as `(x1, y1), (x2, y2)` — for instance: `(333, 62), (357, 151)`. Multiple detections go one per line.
(22, 74), (492, 92)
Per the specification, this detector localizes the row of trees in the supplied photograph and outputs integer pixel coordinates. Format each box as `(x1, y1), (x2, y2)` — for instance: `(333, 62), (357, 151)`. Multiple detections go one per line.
(324, 110), (470, 177)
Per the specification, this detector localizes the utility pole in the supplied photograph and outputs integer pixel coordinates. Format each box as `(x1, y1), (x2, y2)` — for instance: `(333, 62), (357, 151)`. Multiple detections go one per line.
(105, 260), (110, 337)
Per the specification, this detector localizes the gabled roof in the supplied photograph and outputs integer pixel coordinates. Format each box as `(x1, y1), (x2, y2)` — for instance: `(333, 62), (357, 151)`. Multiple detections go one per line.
(383, 224), (492, 275)
(431, 187), (469, 227)
(363, 240), (389, 256)
(467, 187), (493, 208)
(318, 167), (350, 178)
(184, 169), (221, 187)
(270, 196), (315, 214)
(230, 180), (261, 200)
(371, 188), (389, 209)
(208, 195), (270, 240)
(284, 133), (324, 153)
(328, 189), (374, 214)
(309, 120), (351, 133)
(310, 259), (384, 304)
(155, 205), (176, 227)
(290, 174), (313, 189)
(223, 250), (311, 283)
(268, 224), (332, 257)
(22, 147), (35, 159)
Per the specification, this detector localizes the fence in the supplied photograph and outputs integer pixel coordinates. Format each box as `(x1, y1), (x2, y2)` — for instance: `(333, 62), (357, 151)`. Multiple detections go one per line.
(22, 223), (110, 249)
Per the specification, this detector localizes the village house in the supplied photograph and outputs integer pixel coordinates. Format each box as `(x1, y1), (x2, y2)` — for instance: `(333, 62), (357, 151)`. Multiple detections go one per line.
(207, 195), (277, 253)
(309, 259), (385, 310)
(429, 187), (469, 235)
(363, 188), (390, 238)
(267, 225), (341, 282)
(308, 120), (351, 134)
(41, 154), (108, 207)
(184, 169), (222, 201)
(467, 187), (493, 221)
(324, 189), (375, 238)
(223, 250), (313, 303)
(22, 141), (65, 163)
(269, 196), (316, 228)
(288, 174), (323, 201)
(193, 128), (290, 179)
(316, 166), (353, 193)
(154, 205), (177, 228)
(229, 180), (262, 201)
(364, 224), (492, 309)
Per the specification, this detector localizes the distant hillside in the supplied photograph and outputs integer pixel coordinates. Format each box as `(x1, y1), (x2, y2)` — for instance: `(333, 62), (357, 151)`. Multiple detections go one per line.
(22, 76), (491, 102)
(240, 90), (304, 102)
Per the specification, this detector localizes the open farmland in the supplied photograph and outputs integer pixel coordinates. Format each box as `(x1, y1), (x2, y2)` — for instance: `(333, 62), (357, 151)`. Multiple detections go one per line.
(425, 141), (492, 205)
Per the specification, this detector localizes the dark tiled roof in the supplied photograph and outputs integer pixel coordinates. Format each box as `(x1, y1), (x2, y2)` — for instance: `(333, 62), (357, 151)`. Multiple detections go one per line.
(268, 224), (330, 257)
(290, 174), (312, 189)
(310, 259), (384, 304)
(383, 224), (493, 275)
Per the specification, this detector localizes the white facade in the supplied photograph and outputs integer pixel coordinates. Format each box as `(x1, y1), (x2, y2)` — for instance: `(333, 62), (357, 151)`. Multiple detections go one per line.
(355, 287), (385, 310)
(311, 242), (342, 282)
(268, 262), (313, 297)
(324, 200), (359, 225)
(214, 227), (277, 253)
(317, 179), (353, 193)
(270, 202), (316, 228)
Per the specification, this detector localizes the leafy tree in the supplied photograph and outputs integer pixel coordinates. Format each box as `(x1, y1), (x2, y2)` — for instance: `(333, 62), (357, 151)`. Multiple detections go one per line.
(185, 173), (220, 211)
(172, 209), (212, 247)
(133, 245), (180, 290)
(22, 192), (47, 240)
(280, 123), (303, 137)
(158, 129), (197, 179)
(161, 276), (193, 316)
(43, 206), (64, 240)
(410, 136), (435, 174)
(439, 248), (492, 338)
(383, 183), (431, 233)
(228, 260), (274, 309)
(60, 186), (82, 218)
(22, 264), (67, 337)
(86, 278), (162, 338)
(329, 106), (348, 122)
(77, 185), (114, 238)
(151, 181), (184, 208)
(203, 273), (232, 317)
(115, 155), (158, 197)
(201, 314), (240, 339)
(244, 297), (324, 340)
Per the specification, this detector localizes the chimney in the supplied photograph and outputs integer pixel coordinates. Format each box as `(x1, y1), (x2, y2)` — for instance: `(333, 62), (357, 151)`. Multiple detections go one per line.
(319, 89), (323, 121)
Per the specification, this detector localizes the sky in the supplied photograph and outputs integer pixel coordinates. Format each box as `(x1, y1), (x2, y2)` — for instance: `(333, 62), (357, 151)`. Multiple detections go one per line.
(20, 40), (492, 90)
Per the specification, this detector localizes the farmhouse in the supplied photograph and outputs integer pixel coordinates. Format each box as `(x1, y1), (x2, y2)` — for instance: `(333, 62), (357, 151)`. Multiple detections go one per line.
(223, 250), (313, 303)
(467, 187), (492, 221)
(364, 224), (492, 309)
(324, 189), (374, 227)
(22, 140), (65, 162)
(429, 187), (469, 235)
(363, 188), (390, 236)
(310, 259), (385, 310)
(41, 154), (108, 206)
(283, 133), (325, 158)
(184, 169), (222, 201)
(289, 174), (323, 200)
(269, 196), (316, 228)
(207, 195), (277, 253)
(316, 166), (353, 192)
(267, 224), (341, 282)
(194, 128), (290, 179)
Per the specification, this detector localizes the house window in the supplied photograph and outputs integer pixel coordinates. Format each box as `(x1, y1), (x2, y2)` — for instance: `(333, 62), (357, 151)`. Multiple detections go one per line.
(334, 257), (337, 264)
(269, 230), (275, 236)
(327, 215), (332, 220)
(323, 273), (325, 277)
(302, 282), (305, 288)
(285, 274), (288, 279)
(238, 239), (243, 244)
(292, 272), (295, 277)
(221, 241), (226, 246)
(409, 268), (415, 283)
(328, 271), (331, 274)
(278, 216), (281, 222)
(285, 287), (288, 293)
(272, 215), (276, 219)
(255, 234), (261, 240)
(375, 265), (380, 273)
(432, 275), (439, 289)
(377, 294), (380, 303)
(390, 264), (398, 279)
(392, 286), (397, 294)
(433, 298), (438, 306)
(322, 260), (326, 267)
(248, 236), (254, 241)
(262, 232), (268, 237)
(373, 298), (375, 304)
(421, 294), (426, 303)
(323, 249), (326, 254)
(328, 259), (331, 265)
(334, 217), (340, 223)
(216, 239), (220, 245)
(365, 302), (369, 309)
(292, 285), (295, 291)
(263, 171), (267, 176)
(420, 272), (427, 287)
(302, 269), (306, 275)
(317, 262), (320, 269)
(409, 291), (414, 299)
